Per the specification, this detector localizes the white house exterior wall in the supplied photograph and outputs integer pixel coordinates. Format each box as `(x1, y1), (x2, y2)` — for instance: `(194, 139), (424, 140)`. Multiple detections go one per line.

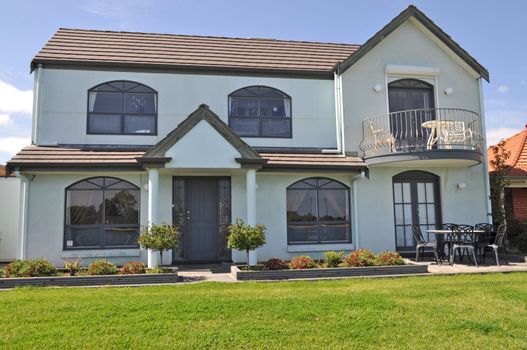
(0, 178), (20, 261)
(36, 69), (337, 149)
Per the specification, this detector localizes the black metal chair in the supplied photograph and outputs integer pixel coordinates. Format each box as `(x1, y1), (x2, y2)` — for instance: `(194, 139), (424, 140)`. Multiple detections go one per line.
(412, 224), (439, 262)
(440, 223), (458, 260)
(475, 223), (495, 263)
(450, 224), (478, 267)
(481, 224), (509, 266)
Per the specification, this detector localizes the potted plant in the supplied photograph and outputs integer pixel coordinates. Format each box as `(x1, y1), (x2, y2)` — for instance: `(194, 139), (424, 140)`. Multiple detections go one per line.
(227, 219), (266, 268)
(138, 223), (180, 267)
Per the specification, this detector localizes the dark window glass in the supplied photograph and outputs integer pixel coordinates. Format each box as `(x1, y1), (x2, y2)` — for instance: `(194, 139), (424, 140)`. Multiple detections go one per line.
(228, 86), (291, 138)
(64, 177), (140, 249)
(287, 177), (351, 244)
(87, 81), (157, 135)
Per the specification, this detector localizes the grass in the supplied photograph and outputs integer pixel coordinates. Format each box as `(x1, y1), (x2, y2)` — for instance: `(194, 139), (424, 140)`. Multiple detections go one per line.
(0, 273), (526, 349)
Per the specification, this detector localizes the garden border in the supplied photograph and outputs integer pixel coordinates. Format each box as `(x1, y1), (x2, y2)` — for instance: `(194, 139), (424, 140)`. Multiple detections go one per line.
(0, 271), (180, 289)
(231, 264), (428, 281)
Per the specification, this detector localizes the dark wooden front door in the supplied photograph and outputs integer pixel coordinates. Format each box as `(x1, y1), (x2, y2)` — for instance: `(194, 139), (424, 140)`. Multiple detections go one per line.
(186, 179), (219, 260)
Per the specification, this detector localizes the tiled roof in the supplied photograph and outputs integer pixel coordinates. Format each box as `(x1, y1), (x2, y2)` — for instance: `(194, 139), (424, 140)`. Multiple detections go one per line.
(6, 146), (366, 172)
(0, 165), (5, 177)
(488, 125), (527, 177)
(31, 28), (359, 75)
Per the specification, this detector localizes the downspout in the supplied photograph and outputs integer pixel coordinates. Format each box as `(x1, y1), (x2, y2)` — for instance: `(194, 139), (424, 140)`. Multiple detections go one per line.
(478, 77), (493, 224)
(351, 170), (367, 249)
(324, 69), (345, 154)
(14, 170), (30, 259)
(31, 64), (42, 144)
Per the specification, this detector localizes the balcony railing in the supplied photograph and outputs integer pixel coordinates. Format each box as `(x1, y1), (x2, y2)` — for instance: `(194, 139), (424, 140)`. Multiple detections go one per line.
(360, 108), (483, 158)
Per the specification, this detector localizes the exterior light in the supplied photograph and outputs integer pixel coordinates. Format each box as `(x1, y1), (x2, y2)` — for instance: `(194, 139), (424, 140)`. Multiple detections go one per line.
(444, 87), (454, 95)
(457, 182), (466, 190)
(373, 84), (383, 92)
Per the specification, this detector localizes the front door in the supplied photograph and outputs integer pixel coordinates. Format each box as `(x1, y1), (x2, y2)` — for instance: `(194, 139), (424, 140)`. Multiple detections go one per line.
(186, 178), (219, 260)
(393, 171), (441, 253)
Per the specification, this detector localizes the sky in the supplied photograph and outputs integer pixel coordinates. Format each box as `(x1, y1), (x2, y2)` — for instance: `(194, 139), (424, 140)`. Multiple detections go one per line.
(0, 0), (526, 164)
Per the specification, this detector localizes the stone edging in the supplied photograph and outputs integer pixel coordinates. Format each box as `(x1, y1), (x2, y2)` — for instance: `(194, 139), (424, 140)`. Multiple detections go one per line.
(231, 264), (428, 281)
(0, 271), (180, 289)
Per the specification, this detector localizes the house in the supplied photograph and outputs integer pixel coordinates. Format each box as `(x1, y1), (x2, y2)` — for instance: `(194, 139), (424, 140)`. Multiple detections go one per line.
(6, 6), (491, 267)
(488, 125), (527, 222)
(0, 165), (20, 262)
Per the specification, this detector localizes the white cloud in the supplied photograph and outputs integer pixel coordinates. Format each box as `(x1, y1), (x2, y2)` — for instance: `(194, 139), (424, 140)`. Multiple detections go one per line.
(486, 127), (523, 147)
(0, 137), (30, 156)
(0, 80), (33, 115)
(0, 114), (14, 127)
(497, 85), (509, 94)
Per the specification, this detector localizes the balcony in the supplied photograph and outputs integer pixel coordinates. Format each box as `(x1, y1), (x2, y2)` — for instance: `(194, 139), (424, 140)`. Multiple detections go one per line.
(360, 108), (484, 166)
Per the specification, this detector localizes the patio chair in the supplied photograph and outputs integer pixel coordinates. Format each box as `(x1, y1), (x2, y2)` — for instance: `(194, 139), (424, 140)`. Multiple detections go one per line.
(450, 224), (478, 267)
(369, 121), (396, 153)
(440, 223), (458, 260)
(475, 223), (496, 262)
(412, 224), (440, 263)
(481, 224), (509, 267)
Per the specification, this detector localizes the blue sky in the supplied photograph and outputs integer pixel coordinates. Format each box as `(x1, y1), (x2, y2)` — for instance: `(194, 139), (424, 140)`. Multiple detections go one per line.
(0, 0), (526, 164)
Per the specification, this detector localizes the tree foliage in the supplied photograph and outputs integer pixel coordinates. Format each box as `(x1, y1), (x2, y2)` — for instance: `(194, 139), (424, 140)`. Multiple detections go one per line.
(489, 140), (511, 226)
(138, 224), (180, 266)
(227, 219), (266, 267)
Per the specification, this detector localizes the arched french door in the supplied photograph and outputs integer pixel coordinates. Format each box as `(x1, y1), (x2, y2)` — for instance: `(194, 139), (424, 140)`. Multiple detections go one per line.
(392, 171), (442, 253)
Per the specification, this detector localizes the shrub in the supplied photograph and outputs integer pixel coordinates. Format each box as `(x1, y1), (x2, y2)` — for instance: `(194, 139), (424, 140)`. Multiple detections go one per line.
(0, 269), (4, 278)
(263, 258), (288, 270)
(87, 260), (117, 275)
(4, 259), (57, 277)
(147, 266), (172, 274)
(376, 251), (405, 266)
(138, 224), (180, 267)
(343, 249), (376, 267)
(508, 220), (527, 253)
(64, 258), (81, 276)
(122, 262), (146, 275)
(323, 251), (343, 268)
(289, 256), (316, 269)
(227, 219), (266, 267)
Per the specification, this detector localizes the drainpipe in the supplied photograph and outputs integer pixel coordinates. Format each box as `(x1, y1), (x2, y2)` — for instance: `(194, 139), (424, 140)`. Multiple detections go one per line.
(31, 64), (43, 144)
(478, 78), (493, 224)
(14, 170), (30, 259)
(351, 170), (367, 250)
(324, 70), (345, 154)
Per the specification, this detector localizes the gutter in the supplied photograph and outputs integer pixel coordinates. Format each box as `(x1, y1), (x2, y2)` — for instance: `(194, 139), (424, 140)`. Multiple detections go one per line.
(14, 170), (31, 260)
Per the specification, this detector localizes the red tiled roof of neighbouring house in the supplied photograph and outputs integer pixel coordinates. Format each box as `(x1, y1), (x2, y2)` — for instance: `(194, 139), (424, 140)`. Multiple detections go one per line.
(31, 28), (360, 76)
(488, 125), (527, 177)
(0, 164), (6, 177)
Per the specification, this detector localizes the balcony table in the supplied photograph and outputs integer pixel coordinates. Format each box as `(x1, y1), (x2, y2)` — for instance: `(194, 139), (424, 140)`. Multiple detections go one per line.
(421, 120), (457, 149)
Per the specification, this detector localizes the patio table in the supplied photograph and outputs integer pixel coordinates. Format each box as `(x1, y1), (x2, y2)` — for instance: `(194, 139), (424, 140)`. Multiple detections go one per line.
(421, 120), (456, 149)
(427, 229), (486, 263)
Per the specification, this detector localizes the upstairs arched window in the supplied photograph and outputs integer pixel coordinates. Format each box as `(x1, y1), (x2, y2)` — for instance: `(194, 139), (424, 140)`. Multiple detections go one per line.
(87, 81), (157, 135)
(228, 86), (292, 138)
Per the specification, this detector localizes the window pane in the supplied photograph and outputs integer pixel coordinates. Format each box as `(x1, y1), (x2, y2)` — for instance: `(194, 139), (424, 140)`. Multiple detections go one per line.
(318, 190), (348, 221)
(287, 189), (317, 222)
(230, 98), (259, 116)
(417, 183), (426, 203)
(89, 114), (122, 134)
(70, 180), (102, 190)
(229, 117), (259, 136)
(89, 92), (123, 113)
(124, 94), (156, 114)
(288, 224), (318, 243)
(261, 118), (291, 137)
(66, 190), (103, 225)
(320, 223), (349, 242)
(260, 99), (286, 117)
(66, 226), (101, 247)
(104, 227), (139, 247)
(123, 115), (156, 134)
(105, 190), (139, 225)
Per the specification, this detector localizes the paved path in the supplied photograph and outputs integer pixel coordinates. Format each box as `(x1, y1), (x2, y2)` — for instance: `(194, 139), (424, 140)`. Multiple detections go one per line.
(177, 264), (235, 282)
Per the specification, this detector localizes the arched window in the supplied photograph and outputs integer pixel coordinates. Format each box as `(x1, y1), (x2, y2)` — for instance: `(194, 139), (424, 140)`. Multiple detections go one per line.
(228, 86), (291, 138)
(287, 177), (351, 244)
(87, 80), (157, 135)
(64, 177), (140, 249)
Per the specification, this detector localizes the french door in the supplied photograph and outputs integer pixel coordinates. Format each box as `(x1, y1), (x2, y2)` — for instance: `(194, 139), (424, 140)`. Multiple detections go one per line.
(393, 171), (441, 252)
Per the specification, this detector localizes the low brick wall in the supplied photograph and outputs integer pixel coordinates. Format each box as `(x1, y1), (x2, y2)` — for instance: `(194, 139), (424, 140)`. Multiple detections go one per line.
(0, 271), (180, 289)
(231, 264), (428, 281)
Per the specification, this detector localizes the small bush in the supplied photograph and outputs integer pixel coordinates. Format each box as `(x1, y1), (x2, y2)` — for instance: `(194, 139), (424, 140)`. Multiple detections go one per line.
(147, 266), (172, 274)
(323, 251), (343, 268)
(64, 258), (81, 276)
(343, 249), (376, 267)
(263, 258), (288, 270)
(289, 256), (316, 269)
(376, 251), (405, 266)
(122, 262), (146, 275)
(87, 260), (117, 275)
(4, 259), (57, 277)
(0, 269), (4, 278)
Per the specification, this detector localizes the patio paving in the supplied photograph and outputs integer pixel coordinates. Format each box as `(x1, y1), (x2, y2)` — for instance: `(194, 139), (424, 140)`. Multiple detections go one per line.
(412, 254), (527, 275)
(176, 264), (235, 282)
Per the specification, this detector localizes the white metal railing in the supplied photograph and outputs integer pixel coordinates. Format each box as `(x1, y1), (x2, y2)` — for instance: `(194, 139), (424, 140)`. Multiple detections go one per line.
(359, 108), (483, 158)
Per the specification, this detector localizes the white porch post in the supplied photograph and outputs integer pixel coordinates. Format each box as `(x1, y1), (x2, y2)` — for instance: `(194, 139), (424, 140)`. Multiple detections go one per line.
(147, 168), (160, 268)
(246, 168), (257, 265)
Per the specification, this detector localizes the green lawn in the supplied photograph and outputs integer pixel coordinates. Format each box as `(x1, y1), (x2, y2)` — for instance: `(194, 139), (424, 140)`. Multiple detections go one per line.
(0, 273), (526, 349)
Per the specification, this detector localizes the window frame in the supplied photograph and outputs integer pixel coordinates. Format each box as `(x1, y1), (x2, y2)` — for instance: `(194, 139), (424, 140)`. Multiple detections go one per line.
(228, 85), (293, 138)
(86, 80), (158, 136)
(286, 177), (352, 245)
(63, 176), (141, 250)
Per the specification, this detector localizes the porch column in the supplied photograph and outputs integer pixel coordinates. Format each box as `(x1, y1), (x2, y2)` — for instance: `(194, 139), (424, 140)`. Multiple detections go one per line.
(246, 168), (257, 265)
(147, 168), (160, 268)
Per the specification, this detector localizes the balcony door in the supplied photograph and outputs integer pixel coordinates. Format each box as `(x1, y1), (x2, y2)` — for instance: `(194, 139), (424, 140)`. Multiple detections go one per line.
(393, 171), (441, 253)
(388, 79), (435, 151)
